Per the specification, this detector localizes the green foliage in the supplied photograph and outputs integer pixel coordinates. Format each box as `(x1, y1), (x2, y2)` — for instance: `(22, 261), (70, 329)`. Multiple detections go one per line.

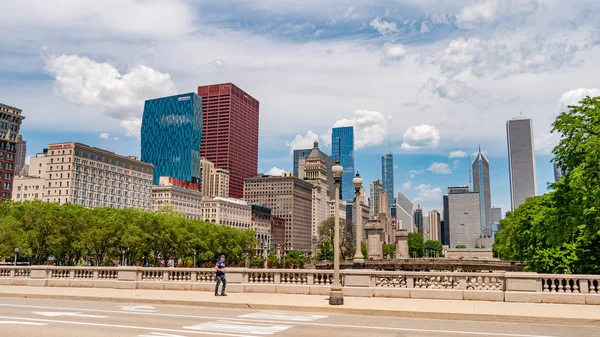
(424, 240), (444, 257)
(382, 244), (396, 259)
(361, 241), (368, 260)
(408, 232), (424, 258)
(315, 217), (351, 261)
(494, 95), (600, 274)
(455, 245), (467, 249)
(0, 201), (256, 265)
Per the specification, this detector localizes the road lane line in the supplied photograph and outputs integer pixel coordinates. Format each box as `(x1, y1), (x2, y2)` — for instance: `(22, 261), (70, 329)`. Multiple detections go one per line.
(33, 311), (107, 318)
(184, 321), (292, 335)
(0, 303), (558, 337)
(238, 312), (328, 321)
(0, 315), (255, 337)
(0, 321), (47, 326)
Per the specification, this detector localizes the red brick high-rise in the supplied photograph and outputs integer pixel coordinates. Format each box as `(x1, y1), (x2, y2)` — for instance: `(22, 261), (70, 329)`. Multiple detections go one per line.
(197, 83), (259, 199)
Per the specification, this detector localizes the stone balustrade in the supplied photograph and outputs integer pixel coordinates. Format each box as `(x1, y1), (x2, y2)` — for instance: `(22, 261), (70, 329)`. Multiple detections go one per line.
(0, 266), (599, 304)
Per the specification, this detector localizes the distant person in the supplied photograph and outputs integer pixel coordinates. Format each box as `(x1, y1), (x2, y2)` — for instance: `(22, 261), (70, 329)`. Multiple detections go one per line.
(214, 255), (227, 296)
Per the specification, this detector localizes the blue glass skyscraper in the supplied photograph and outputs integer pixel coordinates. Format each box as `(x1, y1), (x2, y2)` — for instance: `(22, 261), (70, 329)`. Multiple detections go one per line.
(141, 93), (202, 186)
(331, 126), (354, 201)
(381, 153), (394, 214)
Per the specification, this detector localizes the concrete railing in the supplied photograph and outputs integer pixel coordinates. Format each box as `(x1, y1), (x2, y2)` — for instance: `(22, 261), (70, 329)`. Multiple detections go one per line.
(1, 266), (599, 305)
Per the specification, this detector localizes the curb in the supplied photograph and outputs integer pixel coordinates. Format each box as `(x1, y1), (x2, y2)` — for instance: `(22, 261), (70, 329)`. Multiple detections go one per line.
(2, 292), (600, 327)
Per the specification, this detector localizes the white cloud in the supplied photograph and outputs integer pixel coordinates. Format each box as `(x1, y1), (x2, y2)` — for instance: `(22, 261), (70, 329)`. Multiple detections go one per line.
(402, 181), (413, 190)
(323, 110), (388, 149)
(414, 184), (443, 203)
(449, 150), (468, 158)
(369, 17), (398, 35)
(427, 162), (452, 174)
(286, 130), (320, 153)
(535, 132), (560, 155)
(420, 21), (431, 33)
(113, 137), (119, 141)
(456, 0), (499, 29)
(99, 133), (110, 140)
(425, 76), (482, 103)
(557, 88), (600, 112)
(401, 125), (440, 150)
(44, 54), (177, 136)
(453, 160), (461, 169)
(380, 42), (407, 67)
(266, 167), (286, 176)
(409, 169), (424, 179)
(120, 118), (142, 139)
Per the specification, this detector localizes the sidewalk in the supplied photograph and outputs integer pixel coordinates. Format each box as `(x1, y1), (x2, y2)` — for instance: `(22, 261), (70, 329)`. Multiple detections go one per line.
(1, 285), (599, 326)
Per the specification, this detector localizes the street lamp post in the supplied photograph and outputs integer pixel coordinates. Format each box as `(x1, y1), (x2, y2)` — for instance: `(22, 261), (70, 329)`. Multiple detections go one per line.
(352, 172), (364, 268)
(14, 248), (19, 267)
(121, 249), (126, 266)
(329, 161), (344, 305)
(193, 251), (197, 268)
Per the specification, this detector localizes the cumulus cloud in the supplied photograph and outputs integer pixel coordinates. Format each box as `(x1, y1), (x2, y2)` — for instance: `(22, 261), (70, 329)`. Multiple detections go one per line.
(266, 167), (286, 176)
(453, 160), (461, 169)
(409, 169), (424, 179)
(401, 125), (441, 150)
(414, 184), (443, 203)
(99, 133), (110, 140)
(535, 132), (560, 155)
(44, 54), (177, 136)
(285, 130), (320, 153)
(199, 58), (226, 71)
(425, 77), (482, 103)
(402, 181), (413, 190)
(369, 17), (398, 35)
(557, 88), (600, 112)
(427, 162), (452, 174)
(420, 21), (431, 33)
(322, 110), (388, 149)
(120, 118), (142, 139)
(456, 0), (541, 30)
(379, 42), (407, 67)
(449, 150), (468, 158)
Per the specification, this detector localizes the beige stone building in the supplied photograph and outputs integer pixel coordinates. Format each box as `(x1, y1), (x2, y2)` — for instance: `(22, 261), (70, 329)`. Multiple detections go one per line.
(244, 175), (313, 253)
(12, 173), (44, 201)
(200, 196), (252, 230)
(151, 176), (203, 219)
(302, 142), (330, 252)
(200, 159), (230, 198)
(251, 205), (272, 255)
(428, 210), (441, 241)
(13, 142), (153, 209)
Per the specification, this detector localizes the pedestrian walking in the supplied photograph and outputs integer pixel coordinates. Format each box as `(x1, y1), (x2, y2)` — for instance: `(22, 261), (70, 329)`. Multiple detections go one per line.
(215, 255), (227, 296)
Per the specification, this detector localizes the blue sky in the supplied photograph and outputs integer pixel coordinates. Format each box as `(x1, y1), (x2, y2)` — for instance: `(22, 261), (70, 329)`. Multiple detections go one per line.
(2, 0), (600, 215)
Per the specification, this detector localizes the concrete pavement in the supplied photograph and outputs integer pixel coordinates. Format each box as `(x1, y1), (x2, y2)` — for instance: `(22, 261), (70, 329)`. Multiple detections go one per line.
(1, 286), (600, 326)
(0, 297), (599, 337)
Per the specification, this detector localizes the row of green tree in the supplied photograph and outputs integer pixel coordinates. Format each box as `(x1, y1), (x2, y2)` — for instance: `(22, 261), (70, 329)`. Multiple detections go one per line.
(0, 200), (256, 266)
(493, 96), (600, 274)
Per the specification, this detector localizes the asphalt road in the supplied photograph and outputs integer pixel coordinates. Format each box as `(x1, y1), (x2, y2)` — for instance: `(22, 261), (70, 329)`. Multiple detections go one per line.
(0, 297), (598, 337)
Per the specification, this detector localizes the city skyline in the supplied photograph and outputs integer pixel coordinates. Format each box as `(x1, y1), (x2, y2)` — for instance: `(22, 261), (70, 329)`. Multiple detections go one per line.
(3, 0), (598, 216)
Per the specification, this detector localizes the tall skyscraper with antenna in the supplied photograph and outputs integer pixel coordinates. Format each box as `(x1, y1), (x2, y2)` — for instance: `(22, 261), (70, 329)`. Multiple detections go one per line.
(472, 147), (491, 237)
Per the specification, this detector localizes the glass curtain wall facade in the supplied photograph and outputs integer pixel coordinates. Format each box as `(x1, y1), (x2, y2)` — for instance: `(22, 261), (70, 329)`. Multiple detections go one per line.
(331, 126), (354, 201)
(382, 153), (394, 214)
(141, 93), (202, 186)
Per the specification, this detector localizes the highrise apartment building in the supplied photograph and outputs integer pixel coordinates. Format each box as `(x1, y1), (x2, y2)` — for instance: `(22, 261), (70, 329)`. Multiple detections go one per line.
(199, 159), (229, 198)
(381, 153), (394, 214)
(151, 176), (203, 219)
(244, 175), (313, 253)
(428, 210), (441, 241)
(369, 179), (383, 219)
(414, 204), (424, 235)
(197, 83), (259, 199)
(395, 191), (414, 233)
(141, 93), (202, 186)
(331, 126), (355, 201)
(446, 187), (481, 248)
(472, 149), (491, 237)
(13, 142), (153, 209)
(15, 135), (26, 175)
(0, 103), (25, 200)
(507, 117), (537, 210)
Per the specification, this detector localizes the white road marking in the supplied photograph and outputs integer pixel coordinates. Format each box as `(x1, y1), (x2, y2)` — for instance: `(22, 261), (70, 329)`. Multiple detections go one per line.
(33, 311), (106, 318)
(121, 305), (157, 312)
(0, 321), (47, 326)
(0, 315), (254, 337)
(138, 333), (187, 337)
(238, 312), (327, 322)
(184, 321), (292, 335)
(0, 303), (558, 337)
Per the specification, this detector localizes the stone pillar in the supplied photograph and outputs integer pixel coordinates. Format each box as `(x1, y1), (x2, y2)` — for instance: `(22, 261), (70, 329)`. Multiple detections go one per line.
(365, 220), (384, 260)
(395, 229), (409, 259)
